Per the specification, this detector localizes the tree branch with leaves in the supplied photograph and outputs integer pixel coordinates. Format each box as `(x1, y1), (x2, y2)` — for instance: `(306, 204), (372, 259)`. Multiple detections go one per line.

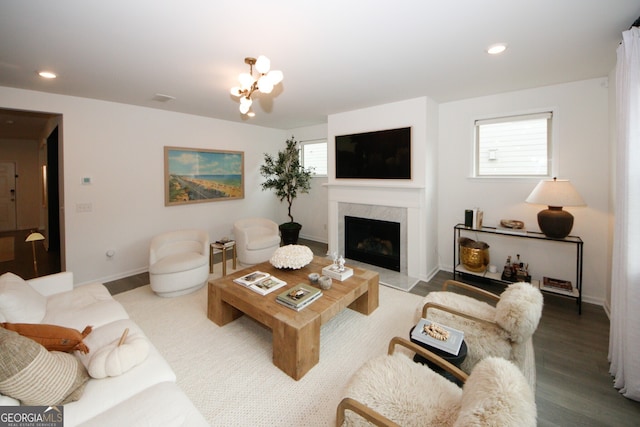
(260, 136), (313, 224)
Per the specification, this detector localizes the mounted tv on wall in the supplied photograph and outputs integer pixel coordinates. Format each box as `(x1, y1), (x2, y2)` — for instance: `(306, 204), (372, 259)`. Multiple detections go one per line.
(335, 127), (411, 179)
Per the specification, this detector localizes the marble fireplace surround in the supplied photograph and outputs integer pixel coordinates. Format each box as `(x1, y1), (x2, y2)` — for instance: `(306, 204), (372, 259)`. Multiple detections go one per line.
(328, 184), (425, 291)
(339, 204), (407, 273)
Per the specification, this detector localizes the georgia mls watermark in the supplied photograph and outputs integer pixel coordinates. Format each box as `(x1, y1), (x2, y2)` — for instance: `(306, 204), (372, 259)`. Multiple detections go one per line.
(0, 406), (63, 427)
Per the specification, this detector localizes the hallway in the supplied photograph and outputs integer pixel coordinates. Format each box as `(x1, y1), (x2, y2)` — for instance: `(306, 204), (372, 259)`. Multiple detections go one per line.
(0, 229), (61, 279)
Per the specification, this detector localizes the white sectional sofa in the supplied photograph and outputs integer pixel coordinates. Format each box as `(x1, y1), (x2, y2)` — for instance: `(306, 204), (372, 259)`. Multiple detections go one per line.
(0, 272), (208, 426)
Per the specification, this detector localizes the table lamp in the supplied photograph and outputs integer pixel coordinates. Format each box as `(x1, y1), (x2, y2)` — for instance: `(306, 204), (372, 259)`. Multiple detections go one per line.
(525, 177), (585, 238)
(25, 232), (45, 276)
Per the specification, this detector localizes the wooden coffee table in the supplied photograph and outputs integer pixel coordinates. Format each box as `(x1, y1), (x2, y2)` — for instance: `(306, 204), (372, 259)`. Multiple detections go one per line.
(207, 256), (379, 380)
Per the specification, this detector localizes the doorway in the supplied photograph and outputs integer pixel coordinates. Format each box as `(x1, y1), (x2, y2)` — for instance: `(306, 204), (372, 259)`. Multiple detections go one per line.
(0, 108), (63, 278)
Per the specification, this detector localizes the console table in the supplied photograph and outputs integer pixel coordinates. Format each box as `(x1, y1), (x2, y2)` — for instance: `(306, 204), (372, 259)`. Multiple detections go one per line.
(453, 224), (584, 314)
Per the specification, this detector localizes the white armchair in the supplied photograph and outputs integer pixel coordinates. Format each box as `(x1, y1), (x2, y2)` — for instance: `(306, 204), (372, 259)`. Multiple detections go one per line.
(149, 229), (209, 297)
(233, 218), (281, 266)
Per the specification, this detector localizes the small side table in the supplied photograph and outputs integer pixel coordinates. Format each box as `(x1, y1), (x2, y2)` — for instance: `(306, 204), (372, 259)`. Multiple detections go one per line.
(409, 325), (467, 386)
(210, 241), (236, 276)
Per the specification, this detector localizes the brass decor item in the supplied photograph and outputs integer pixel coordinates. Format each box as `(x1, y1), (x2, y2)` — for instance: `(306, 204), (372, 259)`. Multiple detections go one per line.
(459, 237), (490, 272)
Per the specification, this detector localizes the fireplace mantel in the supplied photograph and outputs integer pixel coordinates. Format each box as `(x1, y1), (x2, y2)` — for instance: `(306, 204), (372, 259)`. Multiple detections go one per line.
(327, 183), (428, 283)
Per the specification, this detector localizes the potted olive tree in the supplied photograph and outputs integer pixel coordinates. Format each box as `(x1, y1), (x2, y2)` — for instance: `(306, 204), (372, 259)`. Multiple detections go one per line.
(260, 136), (313, 245)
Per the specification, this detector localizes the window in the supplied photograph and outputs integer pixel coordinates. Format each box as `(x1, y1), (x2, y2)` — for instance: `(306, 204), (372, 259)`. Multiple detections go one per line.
(300, 140), (327, 176)
(475, 112), (552, 177)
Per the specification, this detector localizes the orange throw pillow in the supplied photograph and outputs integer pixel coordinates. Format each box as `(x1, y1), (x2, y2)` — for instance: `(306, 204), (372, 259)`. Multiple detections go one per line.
(1, 323), (92, 354)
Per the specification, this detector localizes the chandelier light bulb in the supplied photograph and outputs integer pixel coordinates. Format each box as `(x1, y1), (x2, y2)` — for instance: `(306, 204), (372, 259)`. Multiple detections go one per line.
(255, 55), (271, 74)
(240, 98), (251, 114)
(268, 70), (283, 85)
(238, 73), (254, 90)
(230, 86), (242, 97)
(257, 76), (274, 94)
(239, 96), (253, 115)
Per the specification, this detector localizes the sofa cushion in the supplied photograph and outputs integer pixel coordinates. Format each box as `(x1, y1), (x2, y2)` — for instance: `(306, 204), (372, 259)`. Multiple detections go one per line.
(79, 382), (210, 427)
(2, 323), (92, 354)
(0, 273), (47, 323)
(42, 283), (129, 330)
(149, 252), (207, 275)
(0, 327), (89, 405)
(63, 319), (177, 427)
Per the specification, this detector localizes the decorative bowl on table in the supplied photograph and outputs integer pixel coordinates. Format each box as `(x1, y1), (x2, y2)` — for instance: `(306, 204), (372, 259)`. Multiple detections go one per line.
(270, 245), (314, 270)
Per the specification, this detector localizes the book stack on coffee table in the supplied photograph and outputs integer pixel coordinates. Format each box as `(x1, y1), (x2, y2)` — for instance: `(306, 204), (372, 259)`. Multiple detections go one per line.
(276, 283), (322, 311)
(233, 271), (287, 295)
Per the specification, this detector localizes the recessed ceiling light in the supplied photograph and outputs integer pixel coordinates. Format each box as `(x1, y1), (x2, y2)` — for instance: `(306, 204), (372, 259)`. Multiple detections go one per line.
(487, 44), (507, 55)
(38, 71), (57, 79)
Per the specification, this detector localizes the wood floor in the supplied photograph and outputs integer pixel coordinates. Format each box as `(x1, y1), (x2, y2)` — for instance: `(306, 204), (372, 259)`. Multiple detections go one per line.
(4, 236), (639, 424)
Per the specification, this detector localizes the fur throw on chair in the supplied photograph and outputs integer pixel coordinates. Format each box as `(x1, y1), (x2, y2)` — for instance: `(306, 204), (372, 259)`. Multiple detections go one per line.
(455, 357), (537, 426)
(495, 282), (543, 343)
(415, 282), (543, 389)
(341, 354), (536, 426)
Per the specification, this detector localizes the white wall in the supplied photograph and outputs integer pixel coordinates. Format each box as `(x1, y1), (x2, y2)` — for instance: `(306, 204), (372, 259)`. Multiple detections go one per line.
(438, 78), (611, 305)
(0, 86), (286, 285)
(286, 123), (329, 243)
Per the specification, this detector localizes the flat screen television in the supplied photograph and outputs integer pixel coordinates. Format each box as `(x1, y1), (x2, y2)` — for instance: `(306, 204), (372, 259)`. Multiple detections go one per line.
(335, 127), (411, 179)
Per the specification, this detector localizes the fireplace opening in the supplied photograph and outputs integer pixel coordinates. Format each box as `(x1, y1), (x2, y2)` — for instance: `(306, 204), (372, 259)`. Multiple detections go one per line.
(345, 216), (401, 271)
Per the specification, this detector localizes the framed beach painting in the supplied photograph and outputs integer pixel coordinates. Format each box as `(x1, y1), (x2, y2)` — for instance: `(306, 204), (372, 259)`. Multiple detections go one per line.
(164, 146), (244, 206)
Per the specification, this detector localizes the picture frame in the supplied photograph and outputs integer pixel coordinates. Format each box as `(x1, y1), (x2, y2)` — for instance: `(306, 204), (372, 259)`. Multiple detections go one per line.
(164, 146), (244, 206)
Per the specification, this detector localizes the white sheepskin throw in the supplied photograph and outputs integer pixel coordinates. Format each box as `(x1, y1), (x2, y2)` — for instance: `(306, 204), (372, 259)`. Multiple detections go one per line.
(454, 357), (537, 427)
(495, 282), (543, 343)
(342, 352), (462, 426)
(417, 292), (512, 374)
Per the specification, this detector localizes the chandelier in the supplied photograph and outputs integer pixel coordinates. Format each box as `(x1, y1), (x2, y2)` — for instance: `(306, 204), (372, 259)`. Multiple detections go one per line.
(230, 56), (283, 117)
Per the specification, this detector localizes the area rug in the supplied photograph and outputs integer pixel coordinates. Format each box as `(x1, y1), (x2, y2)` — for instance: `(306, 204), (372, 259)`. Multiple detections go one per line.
(0, 236), (15, 262)
(114, 262), (424, 426)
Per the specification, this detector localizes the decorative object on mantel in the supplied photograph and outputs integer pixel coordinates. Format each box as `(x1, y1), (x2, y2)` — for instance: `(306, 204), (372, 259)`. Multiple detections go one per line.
(229, 55), (283, 117)
(458, 237), (490, 272)
(260, 136), (313, 245)
(269, 245), (313, 270)
(526, 177), (586, 238)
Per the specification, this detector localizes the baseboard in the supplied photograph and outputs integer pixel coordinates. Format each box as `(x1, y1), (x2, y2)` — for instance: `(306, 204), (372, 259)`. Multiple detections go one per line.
(81, 266), (148, 287)
(299, 233), (327, 244)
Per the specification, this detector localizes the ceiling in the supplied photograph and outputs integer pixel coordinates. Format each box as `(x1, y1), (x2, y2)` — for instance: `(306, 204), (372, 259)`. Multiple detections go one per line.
(0, 0), (639, 133)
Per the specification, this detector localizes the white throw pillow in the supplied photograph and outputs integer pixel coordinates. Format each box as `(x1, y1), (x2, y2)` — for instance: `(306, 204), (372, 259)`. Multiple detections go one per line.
(0, 272), (47, 323)
(75, 319), (149, 379)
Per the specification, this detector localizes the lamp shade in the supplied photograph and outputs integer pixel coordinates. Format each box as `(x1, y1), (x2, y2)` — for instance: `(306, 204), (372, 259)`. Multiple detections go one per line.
(25, 232), (45, 242)
(525, 178), (586, 207)
(526, 178), (585, 238)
